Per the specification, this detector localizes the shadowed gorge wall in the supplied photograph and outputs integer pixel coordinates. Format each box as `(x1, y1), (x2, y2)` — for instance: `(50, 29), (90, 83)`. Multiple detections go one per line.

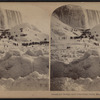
(53, 5), (100, 29)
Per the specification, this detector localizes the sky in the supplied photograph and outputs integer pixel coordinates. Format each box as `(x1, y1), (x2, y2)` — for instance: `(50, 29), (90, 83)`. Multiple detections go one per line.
(0, 2), (100, 34)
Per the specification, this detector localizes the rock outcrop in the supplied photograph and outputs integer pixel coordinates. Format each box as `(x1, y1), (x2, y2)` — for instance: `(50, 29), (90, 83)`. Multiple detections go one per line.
(53, 4), (100, 29)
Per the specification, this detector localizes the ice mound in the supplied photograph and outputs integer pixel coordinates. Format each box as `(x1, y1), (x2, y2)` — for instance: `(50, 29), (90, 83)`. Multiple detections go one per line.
(0, 47), (49, 90)
(33, 56), (49, 74)
(51, 49), (100, 79)
(34, 50), (43, 56)
(51, 76), (100, 91)
(0, 50), (4, 54)
(25, 49), (43, 56)
(3, 52), (12, 60)
(25, 49), (35, 56)
(0, 71), (49, 91)
(26, 71), (49, 79)
(9, 50), (21, 56)
(51, 61), (66, 78)
(51, 77), (84, 91)
(0, 85), (7, 91)
(11, 71), (49, 91)
(82, 49), (100, 57)
(0, 55), (34, 79)
(0, 51), (49, 79)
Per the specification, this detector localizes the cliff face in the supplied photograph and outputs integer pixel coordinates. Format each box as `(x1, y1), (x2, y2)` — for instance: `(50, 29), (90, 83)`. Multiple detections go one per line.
(0, 8), (22, 29)
(53, 5), (100, 29)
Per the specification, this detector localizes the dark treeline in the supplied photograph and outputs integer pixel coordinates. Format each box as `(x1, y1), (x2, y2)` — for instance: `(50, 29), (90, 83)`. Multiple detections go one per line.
(22, 41), (49, 46)
(0, 29), (49, 47)
(0, 30), (13, 40)
(70, 29), (99, 41)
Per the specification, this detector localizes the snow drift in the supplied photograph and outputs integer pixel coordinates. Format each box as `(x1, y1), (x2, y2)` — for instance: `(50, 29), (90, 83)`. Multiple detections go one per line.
(51, 76), (100, 91)
(25, 49), (43, 56)
(0, 71), (49, 91)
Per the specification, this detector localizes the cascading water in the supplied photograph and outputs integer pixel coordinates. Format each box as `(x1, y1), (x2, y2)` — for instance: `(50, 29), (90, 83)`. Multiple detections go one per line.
(0, 8), (22, 29)
(5, 10), (22, 29)
(85, 9), (100, 29)
(0, 8), (5, 29)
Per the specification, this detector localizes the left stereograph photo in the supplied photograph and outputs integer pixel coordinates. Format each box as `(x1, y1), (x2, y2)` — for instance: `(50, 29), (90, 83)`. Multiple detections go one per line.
(0, 3), (49, 91)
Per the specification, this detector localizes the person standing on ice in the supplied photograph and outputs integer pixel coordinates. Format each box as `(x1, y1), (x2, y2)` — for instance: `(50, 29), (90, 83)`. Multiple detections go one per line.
(84, 42), (88, 50)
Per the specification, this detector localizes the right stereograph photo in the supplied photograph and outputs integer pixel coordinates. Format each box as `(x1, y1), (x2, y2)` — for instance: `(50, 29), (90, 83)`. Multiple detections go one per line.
(50, 4), (100, 91)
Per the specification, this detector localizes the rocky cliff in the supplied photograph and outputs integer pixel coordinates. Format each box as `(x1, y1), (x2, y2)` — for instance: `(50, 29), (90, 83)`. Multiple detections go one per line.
(53, 4), (100, 29)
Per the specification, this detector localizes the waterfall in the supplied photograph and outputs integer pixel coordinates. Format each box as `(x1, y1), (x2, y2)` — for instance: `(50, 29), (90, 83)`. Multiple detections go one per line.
(0, 8), (5, 29)
(4, 9), (22, 29)
(85, 9), (100, 29)
(0, 8), (22, 29)
(83, 9), (89, 28)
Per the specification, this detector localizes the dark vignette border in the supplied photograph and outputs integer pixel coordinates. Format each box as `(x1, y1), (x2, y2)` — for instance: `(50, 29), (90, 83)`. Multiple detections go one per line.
(0, 0), (100, 2)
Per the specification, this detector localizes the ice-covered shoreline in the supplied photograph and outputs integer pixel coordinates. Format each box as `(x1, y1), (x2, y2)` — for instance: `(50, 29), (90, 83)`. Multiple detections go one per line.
(0, 71), (49, 91)
(51, 76), (100, 91)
